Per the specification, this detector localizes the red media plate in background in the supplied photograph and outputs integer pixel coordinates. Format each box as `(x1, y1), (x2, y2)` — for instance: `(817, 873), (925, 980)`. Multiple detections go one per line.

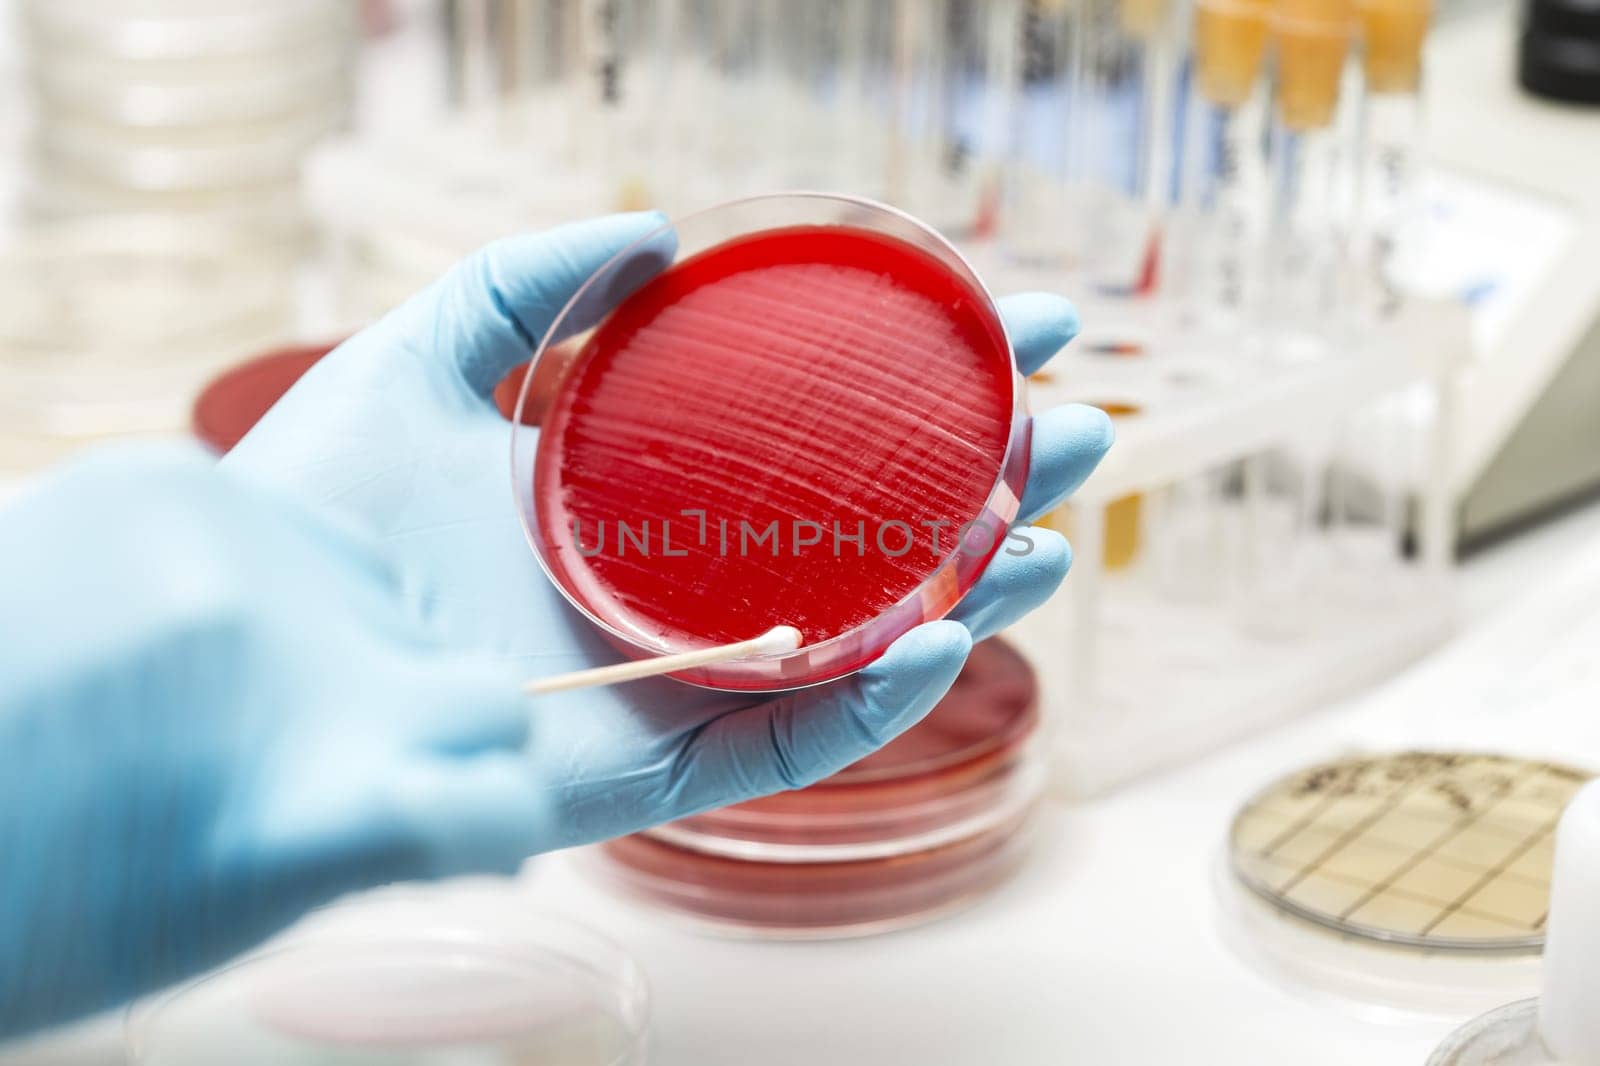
(191, 343), (334, 454)
(192, 343), (536, 455)
(595, 638), (1043, 936)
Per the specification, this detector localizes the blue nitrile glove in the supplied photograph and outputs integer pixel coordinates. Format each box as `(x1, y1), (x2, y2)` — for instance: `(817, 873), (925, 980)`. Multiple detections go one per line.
(228, 212), (1113, 846)
(0, 445), (544, 1038)
(0, 213), (1110, 1042)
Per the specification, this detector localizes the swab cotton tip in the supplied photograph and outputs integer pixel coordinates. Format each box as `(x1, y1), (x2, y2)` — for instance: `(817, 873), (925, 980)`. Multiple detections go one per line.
(752, 626), (804, 656)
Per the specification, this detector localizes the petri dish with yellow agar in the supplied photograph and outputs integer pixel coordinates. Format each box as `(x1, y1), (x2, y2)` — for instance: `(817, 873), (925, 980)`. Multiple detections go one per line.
(510, 194), (1029, 692)
(1222, 751), (1593, 1015)
(126, 918), (649, 1066)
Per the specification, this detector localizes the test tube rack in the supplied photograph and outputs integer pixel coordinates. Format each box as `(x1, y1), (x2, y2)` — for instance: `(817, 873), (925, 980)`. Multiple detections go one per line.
(997, 283), (1469, 798)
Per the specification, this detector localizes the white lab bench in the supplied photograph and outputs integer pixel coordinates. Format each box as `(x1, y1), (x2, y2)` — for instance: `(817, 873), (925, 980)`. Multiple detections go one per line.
(8, 498), (1599, 1066)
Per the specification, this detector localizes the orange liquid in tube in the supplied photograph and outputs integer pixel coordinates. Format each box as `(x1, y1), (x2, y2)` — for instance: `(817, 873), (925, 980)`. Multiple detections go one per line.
(1357, 0), (1429, 93)
(1273, 0), (1355, 130)
(1194, 0), (1273, 107)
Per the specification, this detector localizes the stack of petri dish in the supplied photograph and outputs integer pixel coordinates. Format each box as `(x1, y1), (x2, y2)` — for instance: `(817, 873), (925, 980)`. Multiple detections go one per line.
(1, 1), (352, 472)
(595, 638), (1046, 938)
(0, 218), (297, 474)
(19, 0), (354, 243)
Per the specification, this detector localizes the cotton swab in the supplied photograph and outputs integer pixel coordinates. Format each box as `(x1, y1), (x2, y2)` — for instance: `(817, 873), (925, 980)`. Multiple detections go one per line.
(523, 626), (803, 696)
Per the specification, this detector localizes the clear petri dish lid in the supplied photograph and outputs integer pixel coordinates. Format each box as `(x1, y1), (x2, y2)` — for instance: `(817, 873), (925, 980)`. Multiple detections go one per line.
(510, 193), (1028, 692)
(126, 890), (649, 1065)
(36, 109), (341, 192)
(23, 0), (355, 64)
(30, 43), (350, 127)
(0, 217), (295, 437)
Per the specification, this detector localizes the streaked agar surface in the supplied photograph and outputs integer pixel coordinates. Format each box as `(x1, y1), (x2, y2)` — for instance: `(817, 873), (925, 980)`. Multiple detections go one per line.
(535, 225), (1015, 650)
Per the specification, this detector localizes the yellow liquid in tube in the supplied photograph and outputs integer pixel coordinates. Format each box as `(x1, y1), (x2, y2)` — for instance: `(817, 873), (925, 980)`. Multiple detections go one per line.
(1041, 402), (1142, 571)
(1273, 0), (1354, 131)
(1194, 0), (1272, 107)
(1358, 0), (1429, 93)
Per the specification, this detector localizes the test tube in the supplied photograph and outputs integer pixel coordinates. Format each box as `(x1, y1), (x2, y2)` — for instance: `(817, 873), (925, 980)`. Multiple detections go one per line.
(1352, 0), (1429, 319)
(832, 0), (897, 199)
(1169, 0), (1273, 338)
(1001, 0), (1078, 266)
(566, 0), (656, 210)
(889, 0), (1006, 238)
(1072, 0), (1177, 296)
(1261, 0), (1357, 357)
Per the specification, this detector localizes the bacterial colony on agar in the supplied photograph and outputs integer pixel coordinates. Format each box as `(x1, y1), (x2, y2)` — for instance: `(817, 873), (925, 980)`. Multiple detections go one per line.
(1230, 752), (1593, 952)
(524, 201), (1024, 690)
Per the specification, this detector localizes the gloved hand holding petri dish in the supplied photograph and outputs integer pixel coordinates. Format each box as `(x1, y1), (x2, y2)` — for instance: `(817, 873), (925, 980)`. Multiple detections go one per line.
(511, 194), (1030, 691)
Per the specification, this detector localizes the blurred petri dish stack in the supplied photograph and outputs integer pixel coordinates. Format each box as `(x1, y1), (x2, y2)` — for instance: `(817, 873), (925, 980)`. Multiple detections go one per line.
(19, 0), (354, 242)
(0, 0), (353, 473)
(594, 639), (1046, 938)
(0, 218), (298, 473)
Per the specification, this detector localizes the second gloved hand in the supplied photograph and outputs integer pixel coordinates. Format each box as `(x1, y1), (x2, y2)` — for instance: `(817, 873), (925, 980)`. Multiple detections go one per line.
(0, 446), (546, 1038)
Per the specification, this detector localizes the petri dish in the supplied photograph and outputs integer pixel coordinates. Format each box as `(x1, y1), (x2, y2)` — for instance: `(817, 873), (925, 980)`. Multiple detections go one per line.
(126, 918), (649, 1066)
(652, 638), (1041, 859)
(191, 344), (537, 456)
(23, 0), (355, 65)
(1427, 998), (1550, 1065)
(191, 343), (336, 454)
(1219, 752), (1592, 1018)
(598, 811), (1034, 940)
(31, 46), (350, 129)
(510, 193), (1028, 691)
(594, 639), (1044, 936)
(38, 109), (341, 192)
(0, 217), (294, 467)
(1230, 751), (1591, 953)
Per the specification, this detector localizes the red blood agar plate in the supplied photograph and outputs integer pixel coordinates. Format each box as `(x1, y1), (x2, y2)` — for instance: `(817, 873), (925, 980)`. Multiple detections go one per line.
(192, 343), (535, 456)
(191, 342), (335, 454)
(593, 639), (1044, 936)
(510, 194), (1028, 691)
(653, 638), (1041, 859)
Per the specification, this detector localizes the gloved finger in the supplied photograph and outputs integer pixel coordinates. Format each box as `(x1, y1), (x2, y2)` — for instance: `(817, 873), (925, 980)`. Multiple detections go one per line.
(384, 753), (549, 878)
(1018, 403), (1116, 523)
(392, 212), (670, 398)
(663, 621), (971, 811)
(948, 527), (1070, 642)
(997, 292), (1080, 376)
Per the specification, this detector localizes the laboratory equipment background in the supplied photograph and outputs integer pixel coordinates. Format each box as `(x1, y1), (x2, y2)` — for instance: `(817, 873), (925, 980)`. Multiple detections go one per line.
(1, 0), (1600, 1064)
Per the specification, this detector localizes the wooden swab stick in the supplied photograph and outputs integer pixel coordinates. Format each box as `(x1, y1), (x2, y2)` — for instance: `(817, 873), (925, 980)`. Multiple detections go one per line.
(523, 626), (803, 695)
